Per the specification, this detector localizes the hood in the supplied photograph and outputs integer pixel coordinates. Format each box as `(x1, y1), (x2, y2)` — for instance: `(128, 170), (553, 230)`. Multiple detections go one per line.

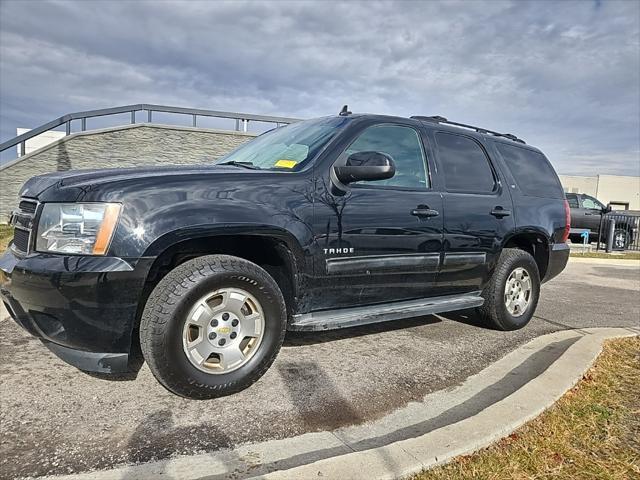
(19, 164), (252, 198)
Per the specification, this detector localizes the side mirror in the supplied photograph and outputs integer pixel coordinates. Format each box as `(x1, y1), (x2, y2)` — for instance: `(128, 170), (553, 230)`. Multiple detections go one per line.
(333, 151), (396, 184)
(604, 204), (613, 213)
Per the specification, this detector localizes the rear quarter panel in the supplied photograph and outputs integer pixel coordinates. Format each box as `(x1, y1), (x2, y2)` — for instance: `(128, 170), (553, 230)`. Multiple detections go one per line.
(485, 140), (567, 244)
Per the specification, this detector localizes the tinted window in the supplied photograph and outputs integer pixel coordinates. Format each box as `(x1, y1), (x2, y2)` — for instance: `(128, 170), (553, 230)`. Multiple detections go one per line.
(344, 125), (428, 189)
(496, 143), (563, 199)
(566, 194), (579, 208)
(435, 133), (496, 193)
(581, 195), (603, 210)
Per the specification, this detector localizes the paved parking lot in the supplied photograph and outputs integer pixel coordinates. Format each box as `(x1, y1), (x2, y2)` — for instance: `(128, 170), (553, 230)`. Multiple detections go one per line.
(1, 259), (638, 479)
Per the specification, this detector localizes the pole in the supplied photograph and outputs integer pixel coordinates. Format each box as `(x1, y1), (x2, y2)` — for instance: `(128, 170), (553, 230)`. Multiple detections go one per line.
(605, 219), (616, 253)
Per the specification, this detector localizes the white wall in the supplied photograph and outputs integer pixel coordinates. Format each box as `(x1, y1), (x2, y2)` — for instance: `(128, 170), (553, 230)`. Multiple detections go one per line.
(559, 175), (598, 196)
(16, 128), (66, 156)
(596, 175), (640, 210)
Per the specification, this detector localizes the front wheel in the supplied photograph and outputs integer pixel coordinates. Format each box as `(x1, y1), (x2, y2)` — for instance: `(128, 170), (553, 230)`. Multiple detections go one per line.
(476, 248), (540, 331)
(140, 255), (287, 399)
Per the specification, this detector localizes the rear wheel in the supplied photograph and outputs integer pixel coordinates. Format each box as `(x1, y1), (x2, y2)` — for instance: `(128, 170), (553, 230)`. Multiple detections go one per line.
(477, 248), (540, 331)
(140, 255), (286, 399)
(613, 228), (630, 250)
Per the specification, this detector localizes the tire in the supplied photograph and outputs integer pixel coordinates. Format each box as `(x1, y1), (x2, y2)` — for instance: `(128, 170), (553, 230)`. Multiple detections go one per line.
(613, 228), (630, 250)
(476, 248), (540, 331)
(140, 255), (287, 399)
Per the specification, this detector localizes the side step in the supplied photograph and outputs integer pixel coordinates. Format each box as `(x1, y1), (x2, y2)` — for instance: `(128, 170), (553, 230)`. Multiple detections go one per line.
(289, 292), (485, 331)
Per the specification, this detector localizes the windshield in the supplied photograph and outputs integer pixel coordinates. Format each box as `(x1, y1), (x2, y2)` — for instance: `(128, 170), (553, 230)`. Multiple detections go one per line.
(214, 116), (347, 170)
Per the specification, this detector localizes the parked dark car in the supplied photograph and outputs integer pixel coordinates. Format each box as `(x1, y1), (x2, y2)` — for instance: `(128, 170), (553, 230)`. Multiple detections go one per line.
(1, 110), (570, 399)
(565, 192), (635, 249)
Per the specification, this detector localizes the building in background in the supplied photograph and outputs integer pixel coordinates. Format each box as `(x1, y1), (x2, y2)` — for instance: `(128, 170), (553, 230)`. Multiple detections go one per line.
(15, 128), (66, 157)
(559, 174), (640, 210)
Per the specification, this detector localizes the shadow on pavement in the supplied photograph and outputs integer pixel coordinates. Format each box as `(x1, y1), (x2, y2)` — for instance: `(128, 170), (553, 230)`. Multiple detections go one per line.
(277, 360), (407, 477)
(119, 408), (244, 480)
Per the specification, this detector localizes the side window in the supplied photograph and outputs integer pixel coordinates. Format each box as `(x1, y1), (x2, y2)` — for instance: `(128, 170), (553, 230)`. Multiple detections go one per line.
(435, 133), (496, 193)
(495, 143), (564, 199)
(581, 195), (603, 210)
(343, 125), (429, 189)
(566, 194), (579, 208)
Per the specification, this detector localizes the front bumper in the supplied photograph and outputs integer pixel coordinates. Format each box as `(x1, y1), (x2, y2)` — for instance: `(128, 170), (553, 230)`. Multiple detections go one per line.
(544, 242), (570, 283)
(0, 249), (154, 373)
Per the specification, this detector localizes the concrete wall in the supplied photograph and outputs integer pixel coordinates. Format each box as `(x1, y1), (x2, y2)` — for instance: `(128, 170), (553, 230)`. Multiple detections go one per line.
(559, 174), (640, 210)
(558, 175), (598, 196)
(0, 124), (256, 221)
(16, 128), (66, 156)
(596, 175), (640, 210)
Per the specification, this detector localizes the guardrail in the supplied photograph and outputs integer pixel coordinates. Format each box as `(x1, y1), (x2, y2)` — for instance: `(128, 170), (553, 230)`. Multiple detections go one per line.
(0, 104), (301, 157)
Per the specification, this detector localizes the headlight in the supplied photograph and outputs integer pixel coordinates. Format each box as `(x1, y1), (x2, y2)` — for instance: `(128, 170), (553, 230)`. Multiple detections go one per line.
(36, 203), (121, 255)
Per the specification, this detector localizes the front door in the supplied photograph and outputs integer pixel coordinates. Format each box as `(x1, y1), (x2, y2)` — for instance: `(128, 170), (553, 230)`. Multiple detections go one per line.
(311, 122), (444, 311)
(578, 194), (605, 233)
(429, 131), (516, 294)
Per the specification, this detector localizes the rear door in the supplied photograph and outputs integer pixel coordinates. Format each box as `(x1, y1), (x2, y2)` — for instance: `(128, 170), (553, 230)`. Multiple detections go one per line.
(428, 131), (515, 294)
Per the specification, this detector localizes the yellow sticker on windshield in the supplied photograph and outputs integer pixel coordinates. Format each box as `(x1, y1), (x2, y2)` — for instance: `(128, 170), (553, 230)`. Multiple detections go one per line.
(275, 159), (298, 169)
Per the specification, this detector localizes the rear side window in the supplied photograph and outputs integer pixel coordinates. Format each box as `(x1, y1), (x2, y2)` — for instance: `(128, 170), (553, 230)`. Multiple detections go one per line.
(496, 143), (563, 199)
(566, 194), (579, 208)
(435, 133), (496, 193)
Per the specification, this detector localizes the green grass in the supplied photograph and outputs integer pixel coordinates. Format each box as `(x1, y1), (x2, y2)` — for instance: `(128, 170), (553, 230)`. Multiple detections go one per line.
(410, 337), (640, 480)
(570, 251), (640, 260)
(0, 224), (13, 252)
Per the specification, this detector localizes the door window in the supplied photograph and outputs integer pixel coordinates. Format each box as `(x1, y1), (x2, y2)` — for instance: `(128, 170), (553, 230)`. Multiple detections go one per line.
(581, 195), (604, 210)
(343, 125), (429, 189)
(435, 133), (496, 193)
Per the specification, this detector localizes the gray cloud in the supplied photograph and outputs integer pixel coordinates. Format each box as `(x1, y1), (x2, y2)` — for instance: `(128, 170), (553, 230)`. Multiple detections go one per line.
(1, 0), (638, 175)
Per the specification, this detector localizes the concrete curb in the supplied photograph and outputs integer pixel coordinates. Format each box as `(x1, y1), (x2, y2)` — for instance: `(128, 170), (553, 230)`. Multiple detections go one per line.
(30, 327), (639, 480)
(568, 256), (640, 266)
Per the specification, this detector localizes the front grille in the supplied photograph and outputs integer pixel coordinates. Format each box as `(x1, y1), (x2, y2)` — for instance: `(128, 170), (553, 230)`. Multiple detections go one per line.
(12, 228), (30, 252)
(18, 200), (37, 214)
(10, 197), (39, 254)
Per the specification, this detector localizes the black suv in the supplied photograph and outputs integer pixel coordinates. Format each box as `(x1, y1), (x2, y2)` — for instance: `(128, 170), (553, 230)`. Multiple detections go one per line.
(1, 112), (570, 399)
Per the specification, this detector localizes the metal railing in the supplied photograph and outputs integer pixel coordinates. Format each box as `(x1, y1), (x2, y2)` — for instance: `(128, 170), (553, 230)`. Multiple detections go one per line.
(0, 104), (301, 157)
(595, 211), (640, 252)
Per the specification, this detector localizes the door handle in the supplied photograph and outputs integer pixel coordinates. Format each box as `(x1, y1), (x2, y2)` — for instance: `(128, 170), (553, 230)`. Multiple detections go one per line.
(490, 207), (511, 218)
(411, 206), (439, 218)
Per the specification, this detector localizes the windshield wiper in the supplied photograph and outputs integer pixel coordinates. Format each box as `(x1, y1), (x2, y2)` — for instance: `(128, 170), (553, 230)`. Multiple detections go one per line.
(218, 161), (262, 170)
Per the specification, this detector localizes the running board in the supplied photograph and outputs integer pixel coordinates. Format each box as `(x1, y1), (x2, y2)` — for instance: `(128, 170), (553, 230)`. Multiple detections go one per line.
(289, 292), (484, 331)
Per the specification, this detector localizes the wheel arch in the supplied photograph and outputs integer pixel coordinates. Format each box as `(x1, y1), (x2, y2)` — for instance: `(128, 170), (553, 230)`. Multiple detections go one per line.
(502, 229), (551, 280)
(130, 226), (306, 354)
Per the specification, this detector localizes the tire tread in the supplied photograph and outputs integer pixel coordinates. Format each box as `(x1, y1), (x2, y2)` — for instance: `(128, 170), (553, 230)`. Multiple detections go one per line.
(140, 255), (286, 399)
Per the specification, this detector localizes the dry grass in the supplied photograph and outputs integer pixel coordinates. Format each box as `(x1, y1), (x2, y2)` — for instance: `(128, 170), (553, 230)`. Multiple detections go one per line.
(411, 337), (640, 480)
(0, 224), (13, 253)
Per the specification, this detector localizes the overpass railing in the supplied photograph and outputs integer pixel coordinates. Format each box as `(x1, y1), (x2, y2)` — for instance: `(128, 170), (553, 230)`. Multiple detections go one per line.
(0, 104), (301, 157)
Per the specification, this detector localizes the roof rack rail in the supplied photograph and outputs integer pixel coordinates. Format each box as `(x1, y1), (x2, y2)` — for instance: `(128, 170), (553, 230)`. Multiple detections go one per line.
(410, 115), (526, 144)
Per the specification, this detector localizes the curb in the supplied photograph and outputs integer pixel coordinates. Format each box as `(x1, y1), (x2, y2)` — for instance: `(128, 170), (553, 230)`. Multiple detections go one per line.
(30, 327), (639, 480)
(568, 256), (640, 266)
(253, 327), (638, 480)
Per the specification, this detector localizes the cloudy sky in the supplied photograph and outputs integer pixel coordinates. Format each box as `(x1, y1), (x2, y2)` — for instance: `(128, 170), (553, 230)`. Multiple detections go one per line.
(1, 0), (638, 175)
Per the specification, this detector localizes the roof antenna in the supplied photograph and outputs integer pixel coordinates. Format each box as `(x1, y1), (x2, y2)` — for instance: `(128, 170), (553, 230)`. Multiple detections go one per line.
(339, 105), (351, 116)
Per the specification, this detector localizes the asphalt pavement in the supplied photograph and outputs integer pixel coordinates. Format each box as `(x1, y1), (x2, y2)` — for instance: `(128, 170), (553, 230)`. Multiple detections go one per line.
(1, 258), (638, 479)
